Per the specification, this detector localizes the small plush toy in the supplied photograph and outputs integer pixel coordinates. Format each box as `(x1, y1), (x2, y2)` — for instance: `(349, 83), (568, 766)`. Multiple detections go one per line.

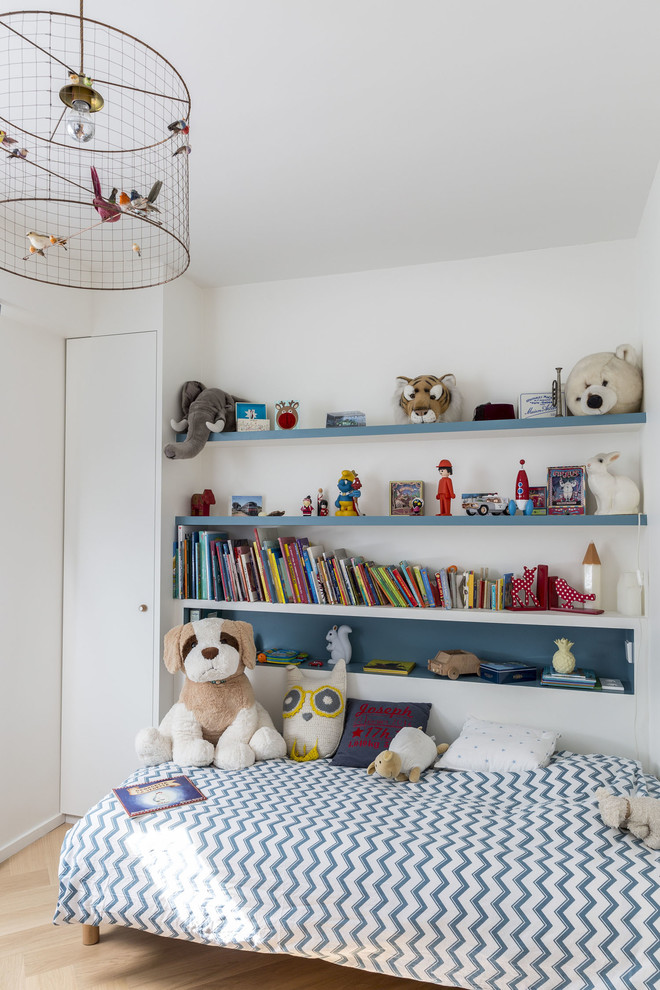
(164, 381), (247, 459)
(135, 617), (287, 770)
(565, 345), (643, 417)
(395, 374), (462, 424)
(326, 624), (352, 664)
(586, 451), (641, 514)
(282, 660), (346, 761)
(596, 787), (660, 849)
(367, 726), (449, 782)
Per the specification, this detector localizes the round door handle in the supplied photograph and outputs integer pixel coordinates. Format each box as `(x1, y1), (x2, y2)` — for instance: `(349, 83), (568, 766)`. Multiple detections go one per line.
(138, 604), (148, 612)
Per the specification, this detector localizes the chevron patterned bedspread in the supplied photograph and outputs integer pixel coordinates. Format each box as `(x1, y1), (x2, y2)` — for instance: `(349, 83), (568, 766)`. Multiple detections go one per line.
(54, 752), (660, 990)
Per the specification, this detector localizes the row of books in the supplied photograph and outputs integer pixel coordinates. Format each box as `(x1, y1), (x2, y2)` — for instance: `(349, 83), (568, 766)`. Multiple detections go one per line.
(173, 527), (517, 609)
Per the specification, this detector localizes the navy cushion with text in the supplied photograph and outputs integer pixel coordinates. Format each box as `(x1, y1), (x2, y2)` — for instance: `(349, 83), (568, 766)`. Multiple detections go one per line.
(331, 697), (431, 767)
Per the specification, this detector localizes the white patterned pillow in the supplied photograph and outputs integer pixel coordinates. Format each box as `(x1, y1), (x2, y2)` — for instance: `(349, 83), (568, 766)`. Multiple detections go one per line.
(435, 715), (559, 772)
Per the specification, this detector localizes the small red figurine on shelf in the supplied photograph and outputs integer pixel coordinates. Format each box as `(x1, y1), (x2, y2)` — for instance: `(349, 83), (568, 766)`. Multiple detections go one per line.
(301, 495), (313, 516)
(435, 459), (455, 516)
(508, 459), (534, 515)
(190, 489), (215, 516)
(317, 488), (329, 516)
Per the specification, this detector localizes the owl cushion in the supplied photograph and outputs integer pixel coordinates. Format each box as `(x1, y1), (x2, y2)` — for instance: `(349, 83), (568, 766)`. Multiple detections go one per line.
(282, 660), (346, 761)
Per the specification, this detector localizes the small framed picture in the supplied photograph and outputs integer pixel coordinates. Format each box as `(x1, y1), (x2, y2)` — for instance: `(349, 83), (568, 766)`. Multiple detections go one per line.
(231, 495), (263, 517)
(326, 410), (367, 428)
(235, 402), (270, 431)
(519, 391), (565, 419)
(528, 485), (547, 515)
(389, 480), (424, 516)
(547, 466), (586, 515)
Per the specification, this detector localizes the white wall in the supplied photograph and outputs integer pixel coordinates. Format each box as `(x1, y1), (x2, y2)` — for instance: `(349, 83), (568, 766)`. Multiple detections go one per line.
(198, 240), (653, 763)
(636, 161), (660, 778)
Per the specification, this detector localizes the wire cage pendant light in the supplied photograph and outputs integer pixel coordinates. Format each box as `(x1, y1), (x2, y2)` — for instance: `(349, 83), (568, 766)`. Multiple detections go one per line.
(0, 4), (190, 290)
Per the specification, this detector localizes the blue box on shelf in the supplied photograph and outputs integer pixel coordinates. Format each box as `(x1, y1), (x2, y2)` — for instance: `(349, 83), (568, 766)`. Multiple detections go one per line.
(479, 660), (538, 684)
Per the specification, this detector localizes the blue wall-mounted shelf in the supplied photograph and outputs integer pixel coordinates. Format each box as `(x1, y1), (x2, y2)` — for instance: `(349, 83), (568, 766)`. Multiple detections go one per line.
(176, 412), (645, 445)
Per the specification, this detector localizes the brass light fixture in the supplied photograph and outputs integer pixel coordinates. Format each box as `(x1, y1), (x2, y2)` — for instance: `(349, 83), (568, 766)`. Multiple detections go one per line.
(0, 3), (191, 289)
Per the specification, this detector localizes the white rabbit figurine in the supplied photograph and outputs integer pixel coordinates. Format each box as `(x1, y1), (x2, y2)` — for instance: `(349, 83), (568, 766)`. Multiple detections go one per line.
(586, 451), (640, 515)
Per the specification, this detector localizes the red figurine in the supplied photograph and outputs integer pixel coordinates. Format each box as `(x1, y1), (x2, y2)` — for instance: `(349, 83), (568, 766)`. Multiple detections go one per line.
(317, 488), (329, 516)
(435, 459), (455, 516)
(190, 489), (215, 516)
(301, 495), (313, 516)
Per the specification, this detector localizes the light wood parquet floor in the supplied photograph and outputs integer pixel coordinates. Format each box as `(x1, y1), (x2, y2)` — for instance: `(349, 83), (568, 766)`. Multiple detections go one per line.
(1, 825), (453, 990)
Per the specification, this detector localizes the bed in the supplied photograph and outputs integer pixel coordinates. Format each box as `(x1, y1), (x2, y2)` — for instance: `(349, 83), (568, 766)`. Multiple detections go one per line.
(54, 751), (660, 990)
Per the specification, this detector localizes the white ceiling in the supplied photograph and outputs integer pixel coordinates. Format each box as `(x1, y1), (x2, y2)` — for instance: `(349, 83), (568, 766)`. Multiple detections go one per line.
(77, 1), (660, 288)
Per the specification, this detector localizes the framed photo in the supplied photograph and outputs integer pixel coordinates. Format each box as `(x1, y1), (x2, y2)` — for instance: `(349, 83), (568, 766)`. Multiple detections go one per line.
(519, 391), (565, 419)
(326, 410), (367, 428)
(231, 495), (263, 517)
(389, 480), (424, 516)
(528, 485), (547, 515)
(235, 402), (270, 431)
(546, 466), (586, 515)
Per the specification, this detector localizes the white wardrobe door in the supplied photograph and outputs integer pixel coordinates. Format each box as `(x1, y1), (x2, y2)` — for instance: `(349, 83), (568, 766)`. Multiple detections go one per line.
(61, 331), (158, 816)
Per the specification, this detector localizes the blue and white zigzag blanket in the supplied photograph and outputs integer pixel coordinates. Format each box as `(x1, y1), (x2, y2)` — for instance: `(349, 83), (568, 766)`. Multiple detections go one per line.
(54, 753), (660, 990)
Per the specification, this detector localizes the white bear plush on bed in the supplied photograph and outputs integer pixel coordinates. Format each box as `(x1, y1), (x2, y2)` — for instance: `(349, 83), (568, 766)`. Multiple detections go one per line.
(136, 617), (286, 771)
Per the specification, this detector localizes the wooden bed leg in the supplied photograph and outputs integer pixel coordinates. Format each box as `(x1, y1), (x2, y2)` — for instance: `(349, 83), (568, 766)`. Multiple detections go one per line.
(82, 924), (100, 945)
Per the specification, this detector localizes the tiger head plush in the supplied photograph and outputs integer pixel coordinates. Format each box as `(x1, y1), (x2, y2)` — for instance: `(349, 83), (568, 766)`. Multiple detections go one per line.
(395, 374), (462, 424)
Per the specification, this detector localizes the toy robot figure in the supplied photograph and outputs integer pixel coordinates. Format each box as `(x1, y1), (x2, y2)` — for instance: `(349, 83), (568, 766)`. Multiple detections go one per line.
(301, 495), (313, 515)
(335, 469), (360, 516)
(435, 459), (455, 516)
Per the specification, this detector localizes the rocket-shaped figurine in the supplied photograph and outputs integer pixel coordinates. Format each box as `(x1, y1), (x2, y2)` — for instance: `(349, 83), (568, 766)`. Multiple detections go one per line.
(509, 458), (533, 515)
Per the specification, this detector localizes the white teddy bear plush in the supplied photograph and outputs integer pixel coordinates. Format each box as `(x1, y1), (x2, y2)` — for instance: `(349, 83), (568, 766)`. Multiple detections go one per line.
(565, 344), (642, 417)
(367, 726), (448, 782)
(596, 787), (660, 850)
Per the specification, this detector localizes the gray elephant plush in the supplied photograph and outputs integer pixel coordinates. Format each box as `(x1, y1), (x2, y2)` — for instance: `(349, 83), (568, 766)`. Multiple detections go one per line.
(164, 381), (245, 459)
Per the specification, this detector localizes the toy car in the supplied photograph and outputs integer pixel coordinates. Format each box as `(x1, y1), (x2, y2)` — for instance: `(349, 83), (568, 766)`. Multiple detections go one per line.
(461, 492), (509, 516)
(427, 649), (481, 679)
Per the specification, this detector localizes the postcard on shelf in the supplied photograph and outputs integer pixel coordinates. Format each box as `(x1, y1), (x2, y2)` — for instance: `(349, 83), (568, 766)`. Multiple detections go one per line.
(231, 495), (263, 516)
(325, 410), (366, 428)
(235, 402), (270, 431)
(519, 390), (565, 419)
(546, 465), (586, 515)
(528, 485), (547, 515)
(113, 775), (207, 817)
(362, 659), (416, 675)
(275, 400), (300, 430)
(600, 678), (625, 692)
(389, 480), (424, 516)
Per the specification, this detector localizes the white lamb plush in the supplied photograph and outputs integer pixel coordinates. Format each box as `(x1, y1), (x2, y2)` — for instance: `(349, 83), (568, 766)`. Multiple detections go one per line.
(367, 726), (448, 783)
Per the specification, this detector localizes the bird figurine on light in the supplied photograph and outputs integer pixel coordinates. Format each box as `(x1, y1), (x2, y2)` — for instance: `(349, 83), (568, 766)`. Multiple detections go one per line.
(132, 243), (141, 258)
(172, 144), (191, 156)
(129, 180), (162, 214)
(0, 130), (17, 148)
(7, 147), (28, 161)
(168, 119), (189, 134)
(90, 166), (121, 223)
(24, 231), (68, 258)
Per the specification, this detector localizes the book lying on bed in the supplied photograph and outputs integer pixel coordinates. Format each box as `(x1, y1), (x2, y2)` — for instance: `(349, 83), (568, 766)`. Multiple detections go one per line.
(362, 659), (416, 675)
(113, 775), (207, 817)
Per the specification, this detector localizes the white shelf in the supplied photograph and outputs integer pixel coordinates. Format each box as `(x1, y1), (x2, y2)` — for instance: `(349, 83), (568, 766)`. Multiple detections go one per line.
(181, 598), (642, 630)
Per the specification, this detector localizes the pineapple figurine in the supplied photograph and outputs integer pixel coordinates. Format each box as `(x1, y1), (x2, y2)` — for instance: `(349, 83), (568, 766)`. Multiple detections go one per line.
(552, 638), (576, 674)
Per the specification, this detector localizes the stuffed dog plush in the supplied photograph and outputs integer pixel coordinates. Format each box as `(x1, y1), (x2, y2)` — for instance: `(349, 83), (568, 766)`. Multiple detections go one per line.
(136, 617), (287, 770)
